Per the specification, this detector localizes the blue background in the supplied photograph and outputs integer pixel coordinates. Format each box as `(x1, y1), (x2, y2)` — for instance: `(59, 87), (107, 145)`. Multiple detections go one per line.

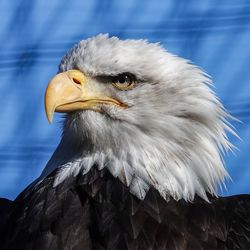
(0, 0), (250, 200)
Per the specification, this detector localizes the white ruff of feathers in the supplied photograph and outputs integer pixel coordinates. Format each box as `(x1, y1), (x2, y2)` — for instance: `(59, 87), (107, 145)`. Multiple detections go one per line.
(40, 34), (235, 202)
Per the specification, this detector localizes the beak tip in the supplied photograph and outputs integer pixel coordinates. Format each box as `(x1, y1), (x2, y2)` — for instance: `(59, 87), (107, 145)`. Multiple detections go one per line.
(46, 112), (54, 124)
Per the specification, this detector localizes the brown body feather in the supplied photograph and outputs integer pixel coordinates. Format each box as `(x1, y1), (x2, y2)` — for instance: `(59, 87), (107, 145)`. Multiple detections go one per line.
(1, 167), (250, 250)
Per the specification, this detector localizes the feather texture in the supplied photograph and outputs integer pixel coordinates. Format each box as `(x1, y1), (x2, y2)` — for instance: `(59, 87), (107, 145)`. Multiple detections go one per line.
(1, 167), (249, 250)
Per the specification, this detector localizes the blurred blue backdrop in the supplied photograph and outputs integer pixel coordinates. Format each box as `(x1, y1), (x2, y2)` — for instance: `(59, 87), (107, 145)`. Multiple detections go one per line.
(0, 0), (250, 200)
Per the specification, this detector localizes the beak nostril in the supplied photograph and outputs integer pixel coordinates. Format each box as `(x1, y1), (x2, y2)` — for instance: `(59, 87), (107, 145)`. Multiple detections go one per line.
(72, 78), (81, 85)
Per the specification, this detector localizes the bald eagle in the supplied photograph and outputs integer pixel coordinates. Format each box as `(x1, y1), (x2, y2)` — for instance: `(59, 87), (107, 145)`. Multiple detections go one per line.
(0, 34), (249, 250)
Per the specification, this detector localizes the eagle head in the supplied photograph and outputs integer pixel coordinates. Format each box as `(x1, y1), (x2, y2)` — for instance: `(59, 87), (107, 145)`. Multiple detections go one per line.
(43, 34), (234, 202)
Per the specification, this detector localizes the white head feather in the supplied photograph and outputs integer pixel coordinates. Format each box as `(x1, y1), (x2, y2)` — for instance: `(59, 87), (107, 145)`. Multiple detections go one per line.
(41, 34), (234, 202)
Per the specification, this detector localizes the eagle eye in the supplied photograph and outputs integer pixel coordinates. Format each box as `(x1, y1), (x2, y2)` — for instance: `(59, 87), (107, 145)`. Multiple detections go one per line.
(112, 73), (136, 90)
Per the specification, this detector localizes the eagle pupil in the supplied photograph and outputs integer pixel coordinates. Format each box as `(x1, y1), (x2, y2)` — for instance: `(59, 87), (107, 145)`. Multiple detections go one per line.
(117, 74), (130, 84)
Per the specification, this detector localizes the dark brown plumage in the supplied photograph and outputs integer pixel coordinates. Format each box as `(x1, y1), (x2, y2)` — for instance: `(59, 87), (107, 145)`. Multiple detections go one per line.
(1, 166), (249, 250)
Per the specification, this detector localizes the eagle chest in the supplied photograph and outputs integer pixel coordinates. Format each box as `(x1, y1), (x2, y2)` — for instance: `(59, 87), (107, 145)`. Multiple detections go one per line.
(2, 167), (238, 250)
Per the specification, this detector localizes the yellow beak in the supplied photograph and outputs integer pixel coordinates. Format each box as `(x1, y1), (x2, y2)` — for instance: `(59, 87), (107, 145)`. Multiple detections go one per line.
(44, 70), (126, 123)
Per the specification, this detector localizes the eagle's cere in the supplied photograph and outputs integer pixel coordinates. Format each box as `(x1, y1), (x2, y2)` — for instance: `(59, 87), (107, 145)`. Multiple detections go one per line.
(42, 34), (232, 202)
(1, 34), (249, 250)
